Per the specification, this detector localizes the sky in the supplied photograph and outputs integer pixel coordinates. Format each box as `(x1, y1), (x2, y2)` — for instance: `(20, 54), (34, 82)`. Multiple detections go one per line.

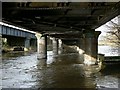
(95, 15), (119, 40)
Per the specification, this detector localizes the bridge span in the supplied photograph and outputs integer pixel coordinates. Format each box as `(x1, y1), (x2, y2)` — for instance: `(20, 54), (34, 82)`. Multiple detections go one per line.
(2, 2), (120, 65)
(0, 23), (37, 51)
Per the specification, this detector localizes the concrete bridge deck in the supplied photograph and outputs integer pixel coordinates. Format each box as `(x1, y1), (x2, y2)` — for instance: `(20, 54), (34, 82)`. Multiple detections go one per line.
(1, 2), (120, 65)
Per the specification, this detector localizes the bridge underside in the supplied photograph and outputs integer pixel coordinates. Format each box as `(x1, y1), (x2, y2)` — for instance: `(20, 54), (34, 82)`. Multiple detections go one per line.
(2, 2), (120, 65)
(2, 2), (120, 35)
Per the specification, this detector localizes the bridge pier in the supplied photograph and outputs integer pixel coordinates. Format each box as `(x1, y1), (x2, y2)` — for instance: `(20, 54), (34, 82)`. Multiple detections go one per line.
(30, 39), (37, 51)
(0, 34), (2, 58)
(52, 38), (59, 55)
(58, 39), (63, 54)
(83, 30), (101, 65)
(24, 37), (30, 51)
(78, 36), (85, 54)
(78, 37), (85, 61)
(36, 34), (47, 59)
(0, 25), (2, 89)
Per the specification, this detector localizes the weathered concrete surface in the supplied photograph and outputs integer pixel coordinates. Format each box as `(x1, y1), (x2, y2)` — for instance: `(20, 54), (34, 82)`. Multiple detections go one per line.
(84, 31), (101, 65)
(52, 38), (59, 55)
(36, 34), (47, 59)
(24, 37), (30, 51)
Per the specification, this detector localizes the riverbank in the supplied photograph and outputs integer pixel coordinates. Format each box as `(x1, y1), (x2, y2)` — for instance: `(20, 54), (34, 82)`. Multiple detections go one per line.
(98, 45), (120, 56)
(2, 50), (37, 60)
(104, 56), (120, 64)
(2, 46), (37, 53)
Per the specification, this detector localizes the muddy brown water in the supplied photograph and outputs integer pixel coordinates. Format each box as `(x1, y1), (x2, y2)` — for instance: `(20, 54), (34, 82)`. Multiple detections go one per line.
(1, 51), (120, 89)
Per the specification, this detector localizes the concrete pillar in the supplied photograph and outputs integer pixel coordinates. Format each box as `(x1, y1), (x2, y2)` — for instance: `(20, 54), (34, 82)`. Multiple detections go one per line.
(24, 37), (30, 51)
(78, 37), (85, 55)
(34, 39), (37, 51)
(78, 37), (85, 62)
(0, 25), (2, 90)
(30, 39), (37, 51)
(52, 38), (59, 55)
(0, 34), (1, 53)
(84, 30), (101, 65)
(36, 33), (47, 59)
(58, 39), (63, 54)
(0, 37), (1, 55)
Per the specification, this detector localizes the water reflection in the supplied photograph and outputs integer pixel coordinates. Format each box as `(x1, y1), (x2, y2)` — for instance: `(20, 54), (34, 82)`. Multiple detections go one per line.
(96, 75), (119, 89)
(98, 46), (120, 56)
(1, 51), (120, 89)
(2, 51), (34, 60)
(37, 59), (47, 69)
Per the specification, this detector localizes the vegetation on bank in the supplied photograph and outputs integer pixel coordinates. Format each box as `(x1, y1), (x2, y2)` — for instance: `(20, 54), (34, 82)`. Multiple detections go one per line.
(99, 15), (120, 47)
(2, 38), (37, 53)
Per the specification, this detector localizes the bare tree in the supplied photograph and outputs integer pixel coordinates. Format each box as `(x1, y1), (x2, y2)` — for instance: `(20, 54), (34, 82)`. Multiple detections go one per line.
(105, 15), (120, 46)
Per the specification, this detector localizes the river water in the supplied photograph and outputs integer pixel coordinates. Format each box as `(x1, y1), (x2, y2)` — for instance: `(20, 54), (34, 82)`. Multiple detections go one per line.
(98, 46), (120, 56)
(1, 46), (120, 89)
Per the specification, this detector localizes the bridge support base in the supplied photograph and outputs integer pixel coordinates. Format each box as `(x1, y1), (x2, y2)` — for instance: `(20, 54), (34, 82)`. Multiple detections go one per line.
(58, 39), (63, 54)
(0, 34), (2, 60)
(78, 37), (85, 61)
(52, 38), (59, 55)
(36, 34), (47, 59)
(24, 38), (30, 51)
(83, 30), (101, 65)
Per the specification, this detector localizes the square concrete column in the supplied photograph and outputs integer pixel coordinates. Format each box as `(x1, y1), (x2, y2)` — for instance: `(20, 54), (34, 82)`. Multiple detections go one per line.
(0, 26), (2, 89)
(84, 30), (101, 65)
(0, 34), (2, 58)
(78, 37), (85, 62)
(52, 38), (59, 55)
(36, 33), (47, 59)
(58, 39), (63, 54)
(24, 37), (30, 51)
(78, 37), (85, 55)
(30, 39), (37, 51)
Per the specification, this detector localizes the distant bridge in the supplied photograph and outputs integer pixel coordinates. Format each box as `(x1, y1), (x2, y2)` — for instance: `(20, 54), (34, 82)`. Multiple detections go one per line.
(1, 24), (36, 39)
(0, 24), (37, 51)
